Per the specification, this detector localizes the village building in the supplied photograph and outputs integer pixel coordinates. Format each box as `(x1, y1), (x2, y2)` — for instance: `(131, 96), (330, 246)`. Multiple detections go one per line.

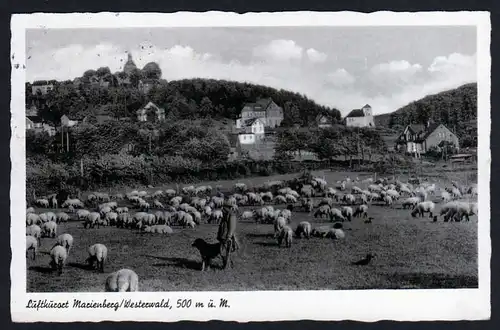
(237, 118), (265, 145)
(31, 80), (54, 96)
(123, 52), (138, 75)
(344, 104), (375, 128)
(60, 115), (79, 128)
(316, 114), (334, 128)
(25, 107), (56, 136)
(394, 121), (460, 156)
(136, 101), (166, 122)
(235, 97), (284, 128)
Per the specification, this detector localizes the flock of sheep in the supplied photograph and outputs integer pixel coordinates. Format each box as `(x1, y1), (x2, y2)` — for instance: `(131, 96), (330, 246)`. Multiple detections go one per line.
(26, 173), (478, 291)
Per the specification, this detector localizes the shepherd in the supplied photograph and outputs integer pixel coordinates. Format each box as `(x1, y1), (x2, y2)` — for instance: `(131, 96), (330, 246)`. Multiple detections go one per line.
(217, 200), (240, 269)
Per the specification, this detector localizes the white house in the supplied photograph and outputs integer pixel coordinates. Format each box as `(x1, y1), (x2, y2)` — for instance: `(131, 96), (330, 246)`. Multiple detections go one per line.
(237, 118), (265, 145)
(344, 104), (375, 128)
(136, 101), (166, 122)
(61, 115), (79, 128)
(236, 98), (284, 128)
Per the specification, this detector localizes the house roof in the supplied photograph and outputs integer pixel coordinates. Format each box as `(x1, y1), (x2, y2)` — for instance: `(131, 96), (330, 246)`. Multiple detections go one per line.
(241, 118), (263, 127)
(418, 122), (443, 141)
(242, 97), (278, 112)
(362, 104), (371, 108)
(27, 115), (42, 123)
(345, 109), (365, 118)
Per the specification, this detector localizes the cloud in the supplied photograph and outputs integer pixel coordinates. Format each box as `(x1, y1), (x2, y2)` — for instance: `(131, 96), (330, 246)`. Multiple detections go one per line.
(306, 48), (327, 63)
(252, 39), (303, 61)
(326, 68), (355, 87)
(371, 60), (423, 75)
(27, 44), (477, 118)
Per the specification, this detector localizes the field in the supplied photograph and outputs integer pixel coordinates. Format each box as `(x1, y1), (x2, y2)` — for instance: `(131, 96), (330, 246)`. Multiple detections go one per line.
(26, 169), (478, 292)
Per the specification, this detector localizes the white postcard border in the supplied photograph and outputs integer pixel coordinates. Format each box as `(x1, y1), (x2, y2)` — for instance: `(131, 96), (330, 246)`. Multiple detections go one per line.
(10, 11), (491, 322)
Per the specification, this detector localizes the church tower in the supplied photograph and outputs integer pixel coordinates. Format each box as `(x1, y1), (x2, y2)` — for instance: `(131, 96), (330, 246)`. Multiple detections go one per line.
(123, 52), (137, 75)
(362, 104), (372, 116)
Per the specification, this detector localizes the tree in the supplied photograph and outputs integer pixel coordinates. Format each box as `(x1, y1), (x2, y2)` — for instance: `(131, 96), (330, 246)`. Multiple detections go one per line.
(142, 62), (162, 80)
(199, 96), (213, 118)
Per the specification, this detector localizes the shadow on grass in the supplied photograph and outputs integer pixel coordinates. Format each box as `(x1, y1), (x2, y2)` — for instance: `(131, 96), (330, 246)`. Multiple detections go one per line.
(145, 255), (203, 270)
(28, 266), (54, 274)
(245, 233), (274, 239)
(68, 262), (92, 271)
(387, 273), (479, 289)
(254, 241), (277, 247)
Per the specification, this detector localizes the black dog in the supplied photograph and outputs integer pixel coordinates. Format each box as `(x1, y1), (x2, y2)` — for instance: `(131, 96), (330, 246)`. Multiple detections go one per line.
(192, 238), (222, 271)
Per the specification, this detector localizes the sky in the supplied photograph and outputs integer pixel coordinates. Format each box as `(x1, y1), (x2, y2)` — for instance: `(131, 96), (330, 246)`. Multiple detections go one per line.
(26, 26), (477, 115)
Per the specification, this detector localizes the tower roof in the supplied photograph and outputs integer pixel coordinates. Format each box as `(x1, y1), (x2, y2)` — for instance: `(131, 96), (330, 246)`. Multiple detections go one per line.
(123, 52), (137, 74)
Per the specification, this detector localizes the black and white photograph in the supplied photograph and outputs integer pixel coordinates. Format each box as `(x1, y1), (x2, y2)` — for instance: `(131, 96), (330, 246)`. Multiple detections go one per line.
(11, 11), (490, 322)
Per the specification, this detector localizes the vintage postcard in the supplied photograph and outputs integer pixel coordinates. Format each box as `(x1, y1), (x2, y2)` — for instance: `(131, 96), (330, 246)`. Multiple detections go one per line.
(11, 11), (490, 322)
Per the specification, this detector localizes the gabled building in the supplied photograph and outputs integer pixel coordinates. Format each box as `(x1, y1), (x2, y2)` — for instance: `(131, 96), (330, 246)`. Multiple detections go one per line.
(31, 80), (54, 96)
(26, 113), (56, 136)
(344, 104), (375, 128)
(237, 118), (265, 145)
(316, 114), (334, 128)
(236, 97), (284, 128)
(61, 115), (79, 128)
(136, 101), (166, 122)
(395, 121), (459, 156)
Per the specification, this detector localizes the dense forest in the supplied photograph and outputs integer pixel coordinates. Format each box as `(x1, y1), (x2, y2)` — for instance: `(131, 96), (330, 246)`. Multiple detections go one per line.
(374, 83), (477, 147)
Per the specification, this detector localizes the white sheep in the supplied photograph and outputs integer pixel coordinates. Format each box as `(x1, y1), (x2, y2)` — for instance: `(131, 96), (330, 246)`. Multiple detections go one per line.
(326, 228), (345, 239)
(26, 213), (41, 226)
(277, 225), (293, 248)
(329, 208), (346, 222)
(36, 198), (49, 208)
(274, 217), (287, 237)
(87, 243), (108, 272)
(26, 224), (42, 245)
(143, 225), (173, 234)
(77, 209), (91, 221)
(56, 212), (70, 224)
(411, 201), (436, 218)
(383, 195), (393, 207)
(341, 206), (353, 222)
(26, 235), (38, 260)
(105, 269), (139, 292)
(353, 204), (369, 218)
(153, 200), (164, 209)
(54, 233), (74, 254)
(105, 212), (118, 226)
(402, 197), (421, 209)
(342, 194), (356, 205)
(26, 207), (35, 214)
(49, 245), (68, 275)
(441, 201), (477, 222)
(295, 221), (312, 239)
(241, 210), (254, 220)
(42, 221), (57, 238)
(85, 212), (101, 229)
(314, 205), (331, 218)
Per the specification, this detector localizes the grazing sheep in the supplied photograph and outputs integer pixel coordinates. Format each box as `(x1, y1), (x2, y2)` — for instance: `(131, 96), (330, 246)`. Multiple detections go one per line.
(85, 212), (101, 229)
(36, 198), (49, 208)
(329, 208), (346, 222)
(277, 225), (293, 248)
(153, 200), (164, 209)
(87, 243), (108, 272)
(144, 224), (173, 234)
(441, 201), (477, 222)
(42, 221), (57, 238)
(411, 201), (436, 218)
(105, 212), (118, 226)
(295, 221), (312, 239)
(341, 206), (353, 222)
(26, 213), (41, 226)
(401, 197), (421, 209)
(342, 194), (356, 205)
(353, 204), (369, 218)
(26, 207), (35, 214)
(77, 209), (91, 221)
(26, 236), (38, 260)
(241, 210), (254, 221)
(326, 228), (345, 240)
(383, 195), (393, 207)
(314, 205), (331, 219)
(49, 245), (68, 275)
(56, 212), (70, 224)
(26, 224), (42, 245)
(54, 233), (74, 254)
(105, 269), (139, 292)
(210, 209), (224, 224)
(274, 195), (287, 204)
(274, 217), (287, 237)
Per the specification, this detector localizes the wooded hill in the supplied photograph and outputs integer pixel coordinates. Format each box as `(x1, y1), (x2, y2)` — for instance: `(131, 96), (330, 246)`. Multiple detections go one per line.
(374, 83), (477, 147)
(27, 76), (342, 127)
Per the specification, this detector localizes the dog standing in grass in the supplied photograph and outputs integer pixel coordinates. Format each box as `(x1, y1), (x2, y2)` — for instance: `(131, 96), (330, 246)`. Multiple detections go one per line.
(191, 238), (222, 271)
(217, 202), (240, 269)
